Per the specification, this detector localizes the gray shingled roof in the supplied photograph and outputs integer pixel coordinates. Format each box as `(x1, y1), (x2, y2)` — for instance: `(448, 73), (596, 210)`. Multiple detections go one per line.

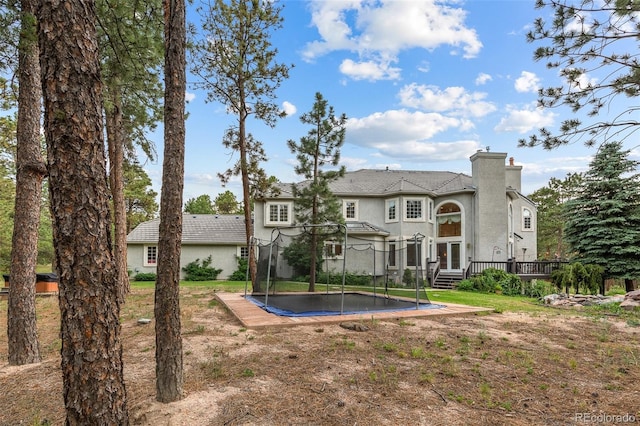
(127, 214), (247, 245)
(274, 169), (474, 198)
(345, 221), (390, 235)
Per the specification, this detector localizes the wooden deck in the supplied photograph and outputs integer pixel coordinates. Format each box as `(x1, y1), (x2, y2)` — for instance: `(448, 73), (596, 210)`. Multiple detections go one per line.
(214, 291), (493, 329)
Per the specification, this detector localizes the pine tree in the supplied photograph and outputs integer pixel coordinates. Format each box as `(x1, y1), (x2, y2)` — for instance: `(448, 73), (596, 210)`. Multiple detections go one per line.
(521, 1), (640, 148)
(528, 173), (582, 260)
(564, 141), (640, 291)
(7, 0), (45, 366)
(155, 0), (186, 403)
(287, 92), (347, 292)
(184, 194), (215, 214)
(38, 0), (128, 421)
(191, 0), (291, 292)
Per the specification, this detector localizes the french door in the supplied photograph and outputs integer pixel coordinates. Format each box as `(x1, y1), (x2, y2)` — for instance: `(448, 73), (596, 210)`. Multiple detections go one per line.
(437, 242), (461, 271)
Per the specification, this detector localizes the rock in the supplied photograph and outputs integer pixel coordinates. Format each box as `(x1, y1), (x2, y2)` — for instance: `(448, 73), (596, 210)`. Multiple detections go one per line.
(543, 293), (628, 308)
(596, 296), (625, 305)
(626, 290), (640, 300)
(340, 322), (369, 332)
(620, 298), (640, 311)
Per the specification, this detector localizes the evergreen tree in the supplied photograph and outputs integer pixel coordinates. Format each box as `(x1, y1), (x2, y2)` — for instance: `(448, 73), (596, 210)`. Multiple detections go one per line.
(38, 0), (128, 420)
(191, 0), (291, 292)
(214, 190), (242, 214)
(528, 173), (582, 260)
(155, 0), (186, 403)
(563, 141), (640, 291)
(521, 0), (640, 149)
(0, 114), (16, 270)
(8, 0), (46, 366)
(123, 160), (158, 232)
(98, 0), (164, 302)
(184, 194), (215, 214)
(287, 92), (347, 292)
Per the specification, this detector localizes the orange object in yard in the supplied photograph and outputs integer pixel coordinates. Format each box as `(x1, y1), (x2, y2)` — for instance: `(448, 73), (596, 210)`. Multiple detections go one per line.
(2, 273), (59, 293)
(35, 273), (58, 293)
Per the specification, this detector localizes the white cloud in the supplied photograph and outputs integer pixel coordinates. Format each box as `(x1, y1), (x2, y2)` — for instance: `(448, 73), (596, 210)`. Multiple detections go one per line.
(564, 11), (591, 35)
(494, 104), (556, 134)
(345, 109), (481, 161)
(475, 73), (492, 85)
(398, 83), (496, 118)
(303, 0), (482, 80)
(339, 58), (401, 81)
(339, 156), (371, 170)
(282, 101), (297, 116)
(564, 68), (598, 91)
(520, 155), (591, 194)
(185, 91), (196, 103)
(368, 139), (481, 161)
(514, 71), (540, 93)
(417, 61), (430, 73)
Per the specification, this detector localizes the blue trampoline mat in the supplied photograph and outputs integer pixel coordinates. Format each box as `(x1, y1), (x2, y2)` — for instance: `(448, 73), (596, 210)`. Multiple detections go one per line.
(246, 292), (444, 317)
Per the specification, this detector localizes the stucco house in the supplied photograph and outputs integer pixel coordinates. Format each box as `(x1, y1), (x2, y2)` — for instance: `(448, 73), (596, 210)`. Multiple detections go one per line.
(126, 214), (247, 280)
(252, 151), (537, 285)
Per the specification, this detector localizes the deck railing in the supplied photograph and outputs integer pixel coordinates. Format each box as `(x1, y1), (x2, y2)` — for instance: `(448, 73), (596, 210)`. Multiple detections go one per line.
(466, 260), (567, 279)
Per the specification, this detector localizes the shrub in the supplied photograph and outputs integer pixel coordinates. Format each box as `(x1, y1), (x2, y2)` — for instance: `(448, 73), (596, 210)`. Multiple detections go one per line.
(182, 256), (222, 281)
(459, 268), (523, 295)
(134, 272), (157, 282)
(551, 262), (603, 295)
(228, 256), (249, 281)
(501, 274), (523, 296)
(313, 271), (373, 286)
(523, 279), (553, 298)
(402, 268), (414, 287)
(457, 279), (475, 292)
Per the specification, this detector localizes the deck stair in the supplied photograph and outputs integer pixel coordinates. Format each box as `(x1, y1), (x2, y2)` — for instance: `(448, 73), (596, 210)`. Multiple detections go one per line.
(432, 272), (463, 289)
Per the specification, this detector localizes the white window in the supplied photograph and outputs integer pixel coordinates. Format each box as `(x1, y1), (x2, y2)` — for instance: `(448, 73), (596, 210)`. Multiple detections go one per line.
(325, 241), (344, 258)
(144, 246), (157, 266)
(522, 208), (533, 231)
(406, 241), (422, 267)
(239, 246), (249, 259)
(386, 198), (398, 222)
(387, 241), (397, 268)
(404, 198), (424, 221)
(428, 199), (434, 222)
(343, 200), (358, 220)
(265, 202), (292, 226)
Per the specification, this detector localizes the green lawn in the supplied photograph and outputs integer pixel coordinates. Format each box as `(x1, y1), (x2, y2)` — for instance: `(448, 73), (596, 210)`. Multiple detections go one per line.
(129, 279), (639, 321)
(130, 280), (546, 313)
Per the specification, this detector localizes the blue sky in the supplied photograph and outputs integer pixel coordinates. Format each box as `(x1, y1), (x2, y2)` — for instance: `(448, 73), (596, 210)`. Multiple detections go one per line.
(143, 0), (619, 203)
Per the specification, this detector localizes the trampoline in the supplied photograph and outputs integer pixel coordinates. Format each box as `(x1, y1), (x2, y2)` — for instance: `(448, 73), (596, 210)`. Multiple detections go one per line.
(246, 292), (444, 317)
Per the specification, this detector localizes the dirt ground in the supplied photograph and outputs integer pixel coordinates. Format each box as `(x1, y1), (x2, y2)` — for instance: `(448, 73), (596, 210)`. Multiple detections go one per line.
(0, 288), (639, 426)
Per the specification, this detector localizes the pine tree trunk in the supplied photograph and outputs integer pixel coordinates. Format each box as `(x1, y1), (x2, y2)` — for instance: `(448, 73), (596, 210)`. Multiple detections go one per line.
(7, 0), (45, 366)
(105, 89), (131, 303)
(625, 278), (634, 293)
(38, 0), (128, 423)
(155, 0), (185, 403)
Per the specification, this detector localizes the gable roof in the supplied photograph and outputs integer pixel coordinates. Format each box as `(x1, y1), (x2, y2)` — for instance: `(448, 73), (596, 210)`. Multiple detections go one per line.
(127, 214), (247, 245)
(273, 169), (474, 198)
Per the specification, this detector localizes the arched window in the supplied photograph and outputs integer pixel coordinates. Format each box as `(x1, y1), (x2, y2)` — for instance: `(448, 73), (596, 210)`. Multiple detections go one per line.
(523, 208), (532, 230)
(437, 202), (461, 237)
